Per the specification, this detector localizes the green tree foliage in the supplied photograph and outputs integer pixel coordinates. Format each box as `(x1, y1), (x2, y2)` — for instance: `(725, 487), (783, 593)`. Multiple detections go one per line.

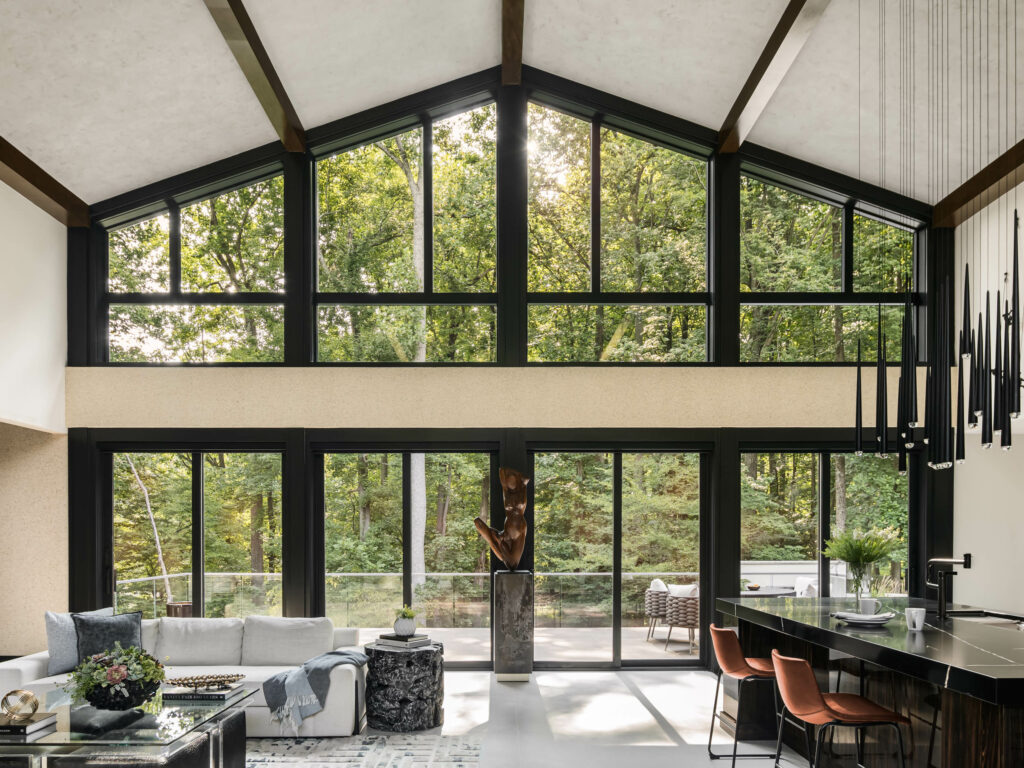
(316, 107), (497, 363)
(108, 178), (285, 363)
(526, 104), (708, 362)
(739, 177), (908, 362)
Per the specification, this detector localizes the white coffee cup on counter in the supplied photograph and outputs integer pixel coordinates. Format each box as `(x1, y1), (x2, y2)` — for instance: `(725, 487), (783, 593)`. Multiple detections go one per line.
(906, 607), (926, 631)
(858, 597), (881, 614)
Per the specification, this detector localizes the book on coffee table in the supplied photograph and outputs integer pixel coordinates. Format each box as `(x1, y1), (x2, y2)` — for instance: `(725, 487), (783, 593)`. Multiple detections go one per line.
(162, 682), (244, 701)
(377, 633), (431, 648)
(0, 713), (57, 735)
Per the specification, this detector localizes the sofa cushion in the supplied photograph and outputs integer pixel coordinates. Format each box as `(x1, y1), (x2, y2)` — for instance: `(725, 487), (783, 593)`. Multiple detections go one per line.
(332, 628), (359, 648)
(141, 619), (159, 655)
(45, 607), (113, 675)
(241, 616), (333, 665)
(156, 618), (243, 665)
(73, 611), (142, 662)
(667, 583), (698, 597)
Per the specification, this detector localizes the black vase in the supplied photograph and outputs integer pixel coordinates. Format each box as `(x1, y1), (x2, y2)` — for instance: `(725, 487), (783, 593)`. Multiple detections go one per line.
(85, 679), (160, 711)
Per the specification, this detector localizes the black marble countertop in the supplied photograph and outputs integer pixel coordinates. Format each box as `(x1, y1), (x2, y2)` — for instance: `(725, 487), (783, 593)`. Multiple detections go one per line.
(716, 596), (1024, 706)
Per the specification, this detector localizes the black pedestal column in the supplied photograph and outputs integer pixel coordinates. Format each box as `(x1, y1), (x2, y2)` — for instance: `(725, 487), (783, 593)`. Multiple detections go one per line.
(494, 570), (533, 681)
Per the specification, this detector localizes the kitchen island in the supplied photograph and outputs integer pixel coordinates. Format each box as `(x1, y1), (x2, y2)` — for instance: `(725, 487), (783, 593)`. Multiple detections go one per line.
(717, 596), (1024, 767)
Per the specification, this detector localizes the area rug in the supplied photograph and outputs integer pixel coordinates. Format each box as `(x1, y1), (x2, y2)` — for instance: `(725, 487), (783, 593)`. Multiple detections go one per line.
(246, 734), (482, 768)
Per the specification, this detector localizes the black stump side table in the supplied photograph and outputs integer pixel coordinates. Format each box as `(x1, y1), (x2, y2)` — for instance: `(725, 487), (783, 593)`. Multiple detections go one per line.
(364, 641), (444, 731)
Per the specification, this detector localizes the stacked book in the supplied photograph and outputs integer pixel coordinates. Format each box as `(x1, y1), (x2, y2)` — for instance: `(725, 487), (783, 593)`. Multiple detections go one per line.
(162, 682), (244, 701)
(377, 633), (431, 648)
(0, 712), (57, 736)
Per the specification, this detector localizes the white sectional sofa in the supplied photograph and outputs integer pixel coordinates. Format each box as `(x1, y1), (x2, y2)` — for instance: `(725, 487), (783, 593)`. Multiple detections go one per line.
(0, 616), (366, 738)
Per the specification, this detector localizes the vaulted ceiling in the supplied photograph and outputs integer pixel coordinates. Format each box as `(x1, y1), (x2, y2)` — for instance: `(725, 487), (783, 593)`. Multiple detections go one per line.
(0, 0), (1021, 208)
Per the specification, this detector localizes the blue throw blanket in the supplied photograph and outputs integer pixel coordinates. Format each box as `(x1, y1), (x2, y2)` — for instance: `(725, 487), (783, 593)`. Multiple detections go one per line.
(262, 649), (368, 734)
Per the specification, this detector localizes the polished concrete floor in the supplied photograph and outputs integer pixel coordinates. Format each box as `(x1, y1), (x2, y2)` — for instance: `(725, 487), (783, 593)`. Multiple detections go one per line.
(363, 625), (699, 662)
(417, 670), (795, 768)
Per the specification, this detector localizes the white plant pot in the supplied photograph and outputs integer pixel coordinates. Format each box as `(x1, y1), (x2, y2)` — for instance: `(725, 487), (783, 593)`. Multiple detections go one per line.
(393, 617), (416, 637)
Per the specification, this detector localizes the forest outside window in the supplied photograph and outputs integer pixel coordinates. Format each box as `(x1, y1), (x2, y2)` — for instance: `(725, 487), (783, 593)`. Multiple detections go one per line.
(739, 451), (908, 597)
(526, 102), (709, 363)
(106, 175), (285, 363)
(739, 174), (915, 363)
(112, 451), (283, 618)
(316, 103), (498, 363)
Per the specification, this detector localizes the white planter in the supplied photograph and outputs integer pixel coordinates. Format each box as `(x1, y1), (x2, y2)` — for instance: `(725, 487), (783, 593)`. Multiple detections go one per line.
(393, 617), (416, 637)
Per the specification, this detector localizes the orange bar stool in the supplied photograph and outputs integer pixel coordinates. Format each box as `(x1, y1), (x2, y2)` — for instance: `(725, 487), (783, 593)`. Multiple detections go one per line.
(771, 649), (908, 767)
(707, 624), (779, 765)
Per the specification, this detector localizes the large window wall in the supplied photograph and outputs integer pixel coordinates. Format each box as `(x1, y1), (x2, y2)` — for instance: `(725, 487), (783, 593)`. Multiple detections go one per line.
(75, 68), (930, 367)
(80, 428), (938, 670)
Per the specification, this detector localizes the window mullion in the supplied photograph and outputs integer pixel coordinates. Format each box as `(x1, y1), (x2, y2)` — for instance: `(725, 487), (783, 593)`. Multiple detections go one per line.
(402, 452), (413, 607)
(818, 452), (831, 598)
(168, 201), (182, 297)
(843, 202), (855, 293)
(191, 451), (205, 617)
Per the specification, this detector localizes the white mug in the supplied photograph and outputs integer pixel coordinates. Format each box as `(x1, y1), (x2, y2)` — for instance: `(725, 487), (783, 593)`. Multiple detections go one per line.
(858, 597), (881, 615)
(906, 607), (926, 631)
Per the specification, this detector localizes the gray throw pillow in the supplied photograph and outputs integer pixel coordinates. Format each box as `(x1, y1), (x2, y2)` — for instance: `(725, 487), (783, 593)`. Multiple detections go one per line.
(72, 612), (143, 663)
(45, 607), (113, 675)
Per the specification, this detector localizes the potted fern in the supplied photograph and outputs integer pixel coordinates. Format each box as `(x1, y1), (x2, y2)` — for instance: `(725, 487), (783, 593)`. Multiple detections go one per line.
(824, 528), (900, 600)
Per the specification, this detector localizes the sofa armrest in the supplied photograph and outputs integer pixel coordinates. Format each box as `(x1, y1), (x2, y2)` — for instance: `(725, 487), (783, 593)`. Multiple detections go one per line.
(0, 652), (50, 692)
(333, 628), (359, 649)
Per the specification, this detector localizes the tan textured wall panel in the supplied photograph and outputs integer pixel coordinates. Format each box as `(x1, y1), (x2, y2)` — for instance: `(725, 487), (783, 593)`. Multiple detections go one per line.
(0, 423), (68, 655)
(66, 366), (926, 429)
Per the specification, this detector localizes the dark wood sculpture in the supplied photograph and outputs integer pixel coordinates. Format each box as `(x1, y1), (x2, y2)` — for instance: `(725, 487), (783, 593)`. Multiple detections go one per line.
(474, 467), (529, 571)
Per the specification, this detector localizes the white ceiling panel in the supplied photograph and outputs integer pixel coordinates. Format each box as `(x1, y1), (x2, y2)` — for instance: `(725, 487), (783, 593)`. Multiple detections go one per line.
(245, 0), (500, 130)
(750, 0), (1024, 205)
(0, 0), (276, 204)
(523, 0), (790, 130)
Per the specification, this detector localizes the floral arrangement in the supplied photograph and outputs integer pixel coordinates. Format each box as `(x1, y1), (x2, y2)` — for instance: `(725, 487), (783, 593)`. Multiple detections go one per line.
(395, 605), (416, 619)
(63, 642), (165, 705)
(824, 527), (900, 598)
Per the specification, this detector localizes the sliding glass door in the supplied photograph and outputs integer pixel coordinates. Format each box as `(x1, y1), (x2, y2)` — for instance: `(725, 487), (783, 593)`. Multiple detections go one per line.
(322, 450), (493, 663)
(112, 451), (283, 618)
(533, 449), (704, 666)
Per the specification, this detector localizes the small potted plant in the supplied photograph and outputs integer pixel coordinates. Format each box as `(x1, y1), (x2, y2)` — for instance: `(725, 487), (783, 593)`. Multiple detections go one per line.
(393, 605), (417, 637)
(824, 528), (900, 600)
(63, 642), (165, 710)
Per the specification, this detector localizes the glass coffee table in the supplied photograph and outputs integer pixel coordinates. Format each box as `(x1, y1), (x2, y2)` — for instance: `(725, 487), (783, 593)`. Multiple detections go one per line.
(0, 686), (255, 767)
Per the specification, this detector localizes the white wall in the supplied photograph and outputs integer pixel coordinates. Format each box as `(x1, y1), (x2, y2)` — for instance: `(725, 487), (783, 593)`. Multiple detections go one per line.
(0, 180), (66, 433)
(953, 179), (1024, 615)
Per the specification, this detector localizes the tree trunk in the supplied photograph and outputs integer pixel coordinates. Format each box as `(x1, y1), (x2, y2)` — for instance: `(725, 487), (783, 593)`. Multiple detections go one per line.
(833, 455), (848, 531)
(410, 453), (427, 590)
(125, 455), (174, 605)
(266, 491), (278, 573)
(357, 453), (370, 541)
(250, 493), (265, 606)
(436, 463), (452, 535)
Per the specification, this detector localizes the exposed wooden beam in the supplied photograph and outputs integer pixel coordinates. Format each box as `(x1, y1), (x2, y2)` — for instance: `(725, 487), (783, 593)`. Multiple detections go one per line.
(502, 0), (525, 86)
(0, 136), (89, 227)
(933, 138), (1024, 227)
(204, 0), (306, 152)
(718, 0), (830, 153)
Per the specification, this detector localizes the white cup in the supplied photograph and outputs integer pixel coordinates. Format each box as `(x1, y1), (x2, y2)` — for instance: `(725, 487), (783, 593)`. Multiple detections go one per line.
(858, 597), (881, 615)
(906, 607), (926, 631)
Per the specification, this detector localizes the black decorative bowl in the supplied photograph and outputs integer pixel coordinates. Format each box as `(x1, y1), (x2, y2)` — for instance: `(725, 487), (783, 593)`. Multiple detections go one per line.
(85, 679), (160, 711)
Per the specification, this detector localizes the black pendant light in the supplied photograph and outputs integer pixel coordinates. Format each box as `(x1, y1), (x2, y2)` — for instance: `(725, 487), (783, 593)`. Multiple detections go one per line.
(961, 265), (973, 358)
(968, 327), (979, 427)
(855, 339), (864, 456)
(995, 290), (1003, 429)
(982, 292), (994, 448)
(975, 311), (985, 419)
(899, 294), (917, 445)
(1003, 296), (1013, 450)
(1012, 209), (1021, 418)
(956, 348), (966, 463)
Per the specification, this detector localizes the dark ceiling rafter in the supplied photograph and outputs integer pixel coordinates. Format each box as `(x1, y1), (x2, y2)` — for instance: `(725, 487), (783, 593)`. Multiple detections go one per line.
(203, 0), (306, 152)
(502, 0), (525, 86)
(932, 138), (1024, 228)
(0, 135), (89, 227)
(717, 0), (831, 153)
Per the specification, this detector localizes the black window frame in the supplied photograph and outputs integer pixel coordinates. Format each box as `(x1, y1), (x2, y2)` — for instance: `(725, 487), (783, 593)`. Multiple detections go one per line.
(72, 66), (933, 368)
